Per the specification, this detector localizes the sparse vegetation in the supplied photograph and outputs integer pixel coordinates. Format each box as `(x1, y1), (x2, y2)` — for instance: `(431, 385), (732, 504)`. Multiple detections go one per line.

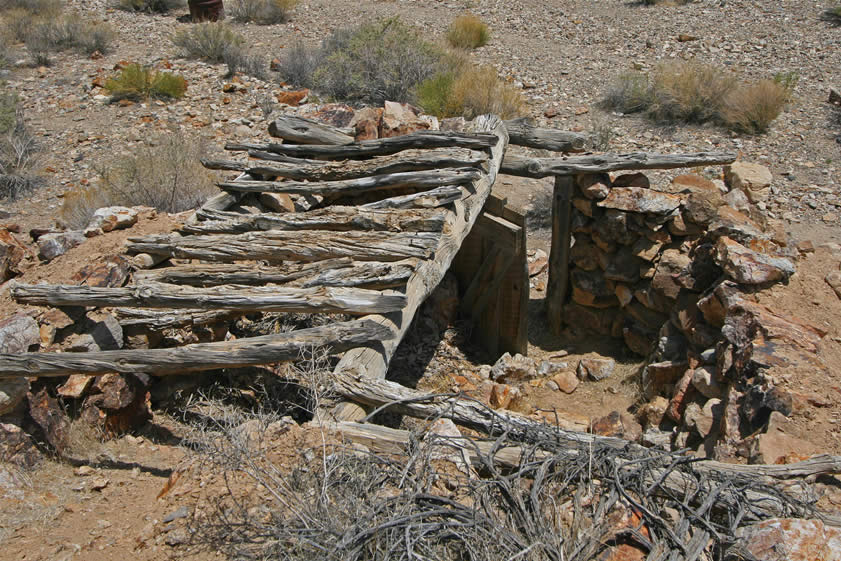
(61, 133), (216, 228)
(446, 14), (489, 49)
(105, 63), (187, 101)
(172, 22), (245, 63)
(0, 91), (40, 201)
(823, 6), (841, 24)
(228, 0), (298, 24)
(222, 44), (267, 79)
(601, 61), (792, 134)
(115, 0), (184, 13)
(16, 16), (115, 65)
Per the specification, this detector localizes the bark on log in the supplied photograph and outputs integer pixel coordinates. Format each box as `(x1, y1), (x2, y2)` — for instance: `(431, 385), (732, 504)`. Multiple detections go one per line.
(361, 186), (465, 210)
(327, 115), (509, 422)
(115, 308), (241, 330)
(11, 282), (407, 315)
(501, 151), (738, 178)
(503, 117), (589, 153)
(186, 207), (446, 234)
(126, 230), (440, 263)
(133, 259), (417, 290)
(218, 168), (482, 197)
(0, 320), (393, 378)
(203, 148), (488, 182)
(268, 115), (355, 146)
(224, 130), (498, 160)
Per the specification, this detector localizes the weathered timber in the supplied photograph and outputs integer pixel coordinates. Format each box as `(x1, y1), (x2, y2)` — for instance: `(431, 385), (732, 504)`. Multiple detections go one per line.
(328, 115), (509, 422)
(125, 230), (439, 263)
(268, 115), (355, 145)
(115, 309), (241, 330)
(224, 130), (498, 160)
(0, 320), (393, 378)
(503, 117), (588, 153)
(547, 176), (573, 335)
(186, 207), (446, 234)
(500, 151), (738, 178)
(361, 185), (465, 210)
(218, 168), (482, 197)
(11, 282), (407, 315)
(134, 259), (417, 290)
(202, 148), (488, 182)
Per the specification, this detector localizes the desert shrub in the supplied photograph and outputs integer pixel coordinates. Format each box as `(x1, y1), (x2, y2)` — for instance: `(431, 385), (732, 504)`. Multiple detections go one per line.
(275, 39), (322, 88)
(20, 17), (115, 65)
(418, 64), (525, 120)
(227, 0), (298, 24)
(823, 6), (841, 24)
(105, 63), (187, 101)
(172, 22), (244, 63)
(721, 79), (790, 134)
(0, 0), (62, 14)
(646, 61), (735, 123)
(0, 91), (40, 201)
(222, 44), (266, 79)
(446, 14), (489, 49)
(601, 71), (651, 114)
(114, 0), (184, 13)
(61, 133), (216, 228)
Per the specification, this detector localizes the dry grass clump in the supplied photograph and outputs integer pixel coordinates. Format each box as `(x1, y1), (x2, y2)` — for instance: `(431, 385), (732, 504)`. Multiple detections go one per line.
(105, 63), (187, 101)
(602, 61), (793, 134)
(823, 6), (841, 24)
(228, 0), (298, 24)
(115, 0), (184, 13)
(8, 14), (115, 65)
(60, 133), (216, 228)
(0, 91), (40, 201)
(172, 22), (244, 63)
(446, 14), (489, 49)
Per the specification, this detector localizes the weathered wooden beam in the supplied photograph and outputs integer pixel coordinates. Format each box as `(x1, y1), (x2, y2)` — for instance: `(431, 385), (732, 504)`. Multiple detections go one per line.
(217, 168), (482, 197)
(224, 130), (498, 160)
(114, 308), (241, 330)
(547, 176), (573, 336)
(11, 282), (407, 315)
(361, 185), (465, 210)
(0, 320), (393, 378)
(133, 259), (417, 290)
(125, 230), (440, 263)
(267, 115), (355, 145)
(203, 148), (488, 182)
(186, 207), (446, 234)
(503, 117), (588, 153)
(501, 151), (738, 178)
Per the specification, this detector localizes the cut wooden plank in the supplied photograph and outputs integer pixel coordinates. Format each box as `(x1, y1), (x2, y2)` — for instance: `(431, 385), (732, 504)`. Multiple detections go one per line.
(133, 259), (417, 290)
(186, 207), (446, 234)
(267, 115), (355, 145)
(503, 117), (588, 153)
(126, 230), (440, 263)
(218, 168), (482, 197)
(361, 185), (465, 210)
(547, 176), (574, 336)
(224, 130), (498, 160)
(0, 320), (393, 378)
(12, 282), (407, 315)
(327, 114), (509, 423)
(501, 151), (738, 178)
(493, 205), (528, 356)
(203, 148), (488, 182)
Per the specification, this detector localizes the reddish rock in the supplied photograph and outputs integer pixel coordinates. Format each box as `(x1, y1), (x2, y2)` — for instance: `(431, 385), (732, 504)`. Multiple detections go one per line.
(734, 518), (841, 561)
(0, 422), (41, 467)
(638, 396), (670, 428)
(598, 187), (681, 215)
(82, 373), (152, 436)
(666, 368), (695, 422)
(38, 231), (86, 262)
(350, 107), (382, 141)
(489, 383), (519, 410)
(27, 388), (70, 453)
(551, 370), (580, 394)
(651, 249), (692, 300)
(0, 228), (28, 283)
(577, 356), (616, 381)
(572, 269), (619, 308)
(304, 103), (356, 128)
(259, 192), (295, 213)
(275, 89), (309, 106)
(563, 303), (619, 336)
(570, 238), (603, 271)
(715, 236), (794, 285)
(725, 161), (772, 203)
(611, 172), (650, 188)
(86, 206), (138, 233)
(57, 375), (95, 400)
(825, 270), (841, 300)
(71, 255), (131, 288)
(643, 361), (689, 398)
(380, 101), (430, 138)
(576, 173), (611, 200)
(709, 205), (766, 242)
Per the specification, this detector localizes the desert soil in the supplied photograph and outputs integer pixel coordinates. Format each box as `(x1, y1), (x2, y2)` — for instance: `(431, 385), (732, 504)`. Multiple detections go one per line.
(1, 0), (841, 559)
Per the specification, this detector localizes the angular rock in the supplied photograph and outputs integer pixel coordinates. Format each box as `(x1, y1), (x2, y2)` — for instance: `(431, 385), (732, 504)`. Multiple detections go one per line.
(0, 422), (41, 467)
(0, 313), (39, 354)
(275, 89), (309, 106)
(82, 373), (152, 435)
(490, 352), (536, 382)
(86, 206), (138, 233)
(709, 205), (766, 243)
(259, 192), (295, 213)
(596, 210), (639, 245)
(27, 388), (70, 453)
(350, 107), (382, 141)
(631, 237), (663, 261)
(611, 172), (649, 188)
(667, 368), (695, 422)
(572, 197), (597, 217)
(623, 322), (656, 356)
(380, 101), (430, 138)
(643, 361), (689, 398)
(57, 374), (95, 399)
(723, 188), (751, 213)
(725, 161), (772, 203)
(563, 303), (618, 336)
(651, 249), (692, 300)
(637, 396), (669, 428)
(551, 370), (579, 394)
(576, 173), (610, 200)
(37, 231), (86, 261)
(715, 236), (794, 285)
(571, 269), (619, 308)
(423, 418), (472, 476)
(87, 311), (124, 351)
(734, 518), (841, 561)
(0, 378), (29, 417)
(603, 247), (642, 283)
(750, 412), (815, 465)
(304, 103), (355, 128)
(591, 410), (642, 440)
(614, 284), (633, 307)
(598, 187), (681, 215)
(667, 211), (702, 236)
(691, 365), (723, 399)
(71, 255), (131, 288)
(577, 356), (615, 381)
(625, 301), (669, 330)
(826, 270), (841, 300)
(0, 228), (28, 283)
(489, 383), (520, 410)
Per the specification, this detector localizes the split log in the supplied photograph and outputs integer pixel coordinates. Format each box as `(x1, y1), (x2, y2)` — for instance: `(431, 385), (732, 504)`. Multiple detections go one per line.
(126, 230), (440, 263)
(267, 115), (355, 145)
(361, 185), (465, 210)
(546, 176), (573, 335)
(115, 308), (241, 330)
(501, 151), (738, 178)
(133, 259), (417, 290)
(503, 117), (588, 153)
(202, 148), (488, 182)
(186, 207), (446, 234)
(328, 115), (509, 422)
(218, 168), (482, 197)
(0, 320), (393, 378)
(11, 282), (407, 315)
(224, 130), (498, 160)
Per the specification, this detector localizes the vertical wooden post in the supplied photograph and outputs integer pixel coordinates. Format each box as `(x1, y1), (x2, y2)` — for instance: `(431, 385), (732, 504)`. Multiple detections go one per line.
(547, 175), (574, 335)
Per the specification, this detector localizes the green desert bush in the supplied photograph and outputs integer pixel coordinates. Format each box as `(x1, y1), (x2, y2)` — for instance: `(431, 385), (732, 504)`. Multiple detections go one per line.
(222, 45), (267, 79)
(446, 14), (489, 49)
(105, 63), (187, 101)
(0, 91), (40, 201)
(61, 133), (216, 228)
(115, 0), (184, 12)
(228, 0), (298, 24)
(172, 22), (244, 63)
(601, 61), (791, 134)
(418, 64), (525, 119)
